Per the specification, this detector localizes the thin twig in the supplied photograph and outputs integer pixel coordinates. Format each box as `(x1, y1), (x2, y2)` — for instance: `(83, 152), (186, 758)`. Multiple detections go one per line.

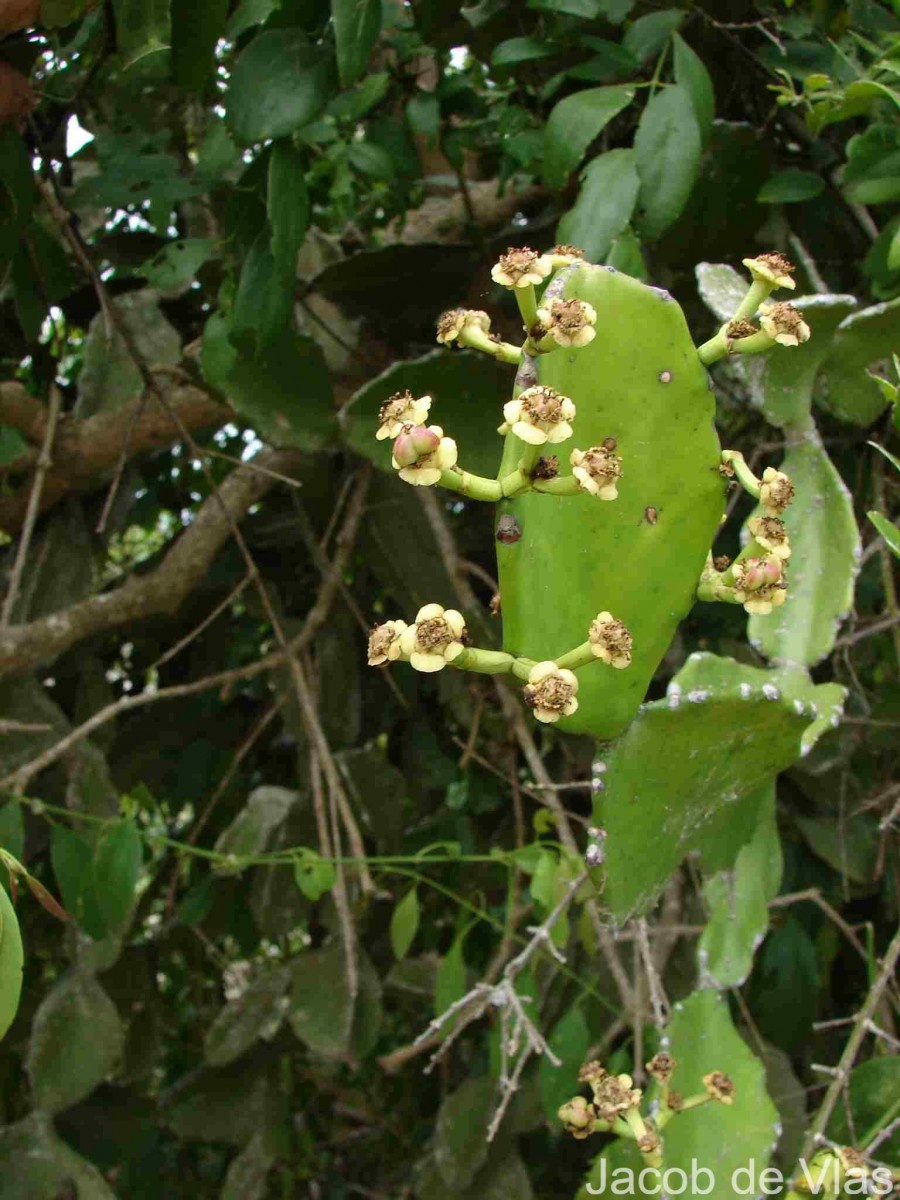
(1, 385), (62, 628)
(803, 926), (900, 1160)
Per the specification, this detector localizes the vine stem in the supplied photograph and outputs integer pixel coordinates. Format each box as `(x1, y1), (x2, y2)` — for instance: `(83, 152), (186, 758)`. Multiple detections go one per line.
(801, 925), (900, 1161)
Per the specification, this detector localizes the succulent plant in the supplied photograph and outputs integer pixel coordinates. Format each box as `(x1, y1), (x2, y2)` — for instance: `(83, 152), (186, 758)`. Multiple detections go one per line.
(367, 246), (806, 740)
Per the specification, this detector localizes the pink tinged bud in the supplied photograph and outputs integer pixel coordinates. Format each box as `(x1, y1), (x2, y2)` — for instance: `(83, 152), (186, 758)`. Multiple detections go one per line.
(393, 426), (439, 466)
(392, 431), (419, 467)
(741, 558), (767, 591)
(761, 558), (782, 585)
(409, 425), (441, 456)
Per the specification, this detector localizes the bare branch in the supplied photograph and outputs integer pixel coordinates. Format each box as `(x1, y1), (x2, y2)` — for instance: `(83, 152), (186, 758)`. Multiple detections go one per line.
(0, 380), (231, 535)
(0, 446), (300, 677)
(1, 384), (61, 626)
(803, 925), (900, 1160)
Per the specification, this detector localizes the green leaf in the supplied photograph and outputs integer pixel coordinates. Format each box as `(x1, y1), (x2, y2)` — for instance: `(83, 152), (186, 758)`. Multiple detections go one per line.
(622, 9), (684, 64)
(0, 424), (28, 468)
(543, 86), (634, 189)
(595, 653), (844, 920)
(165, 1058), (276, 1145)
(332, 0), (383, 87)
(745, 915), (818, 1052)
(528, 0), (604, 15)
(342, 349), (512, 480)
(231, 228), (294, 353)
(869, 509), (900, 558)
(26, 970), (124, 1113)
(434, 1076), (494, 1189)
(0, 1112), (117, 1200)
(41, 0), (89, 26)
(225, 327), (336, 450)
(390, 887), (420, 960)
(112, 0), (171, 67)
(0, 881), (23, 1043)
(213, 787), (296, 871)
(172, 0), (228, 91)
(227, 0), (277, 38)
(538, 1005), (590, 1120)
(204, 964), (290, 1066)
(138, 237), (215, 292)
(406, 91), (440, 142)
(50, 825), (106, 940)
(747, 293), (857, 428)
(695, 261), (747, 322)
(227, 30), (333, 144)
(221, 1131), (276, 1200)
(556, 149), (640, 262)
(288, 942), (353, 1056)
(757, 168), (825, 203)
(288, 942), (382, 1059)
(268, 141), (309, 283)
(0, 801), (24, 861)
(77, 291), (181, 418)
(747, 435), (860, 667)
(434, 926), (469, 1018)
(92, 817), (142, 936)
(818, 298), (900, 425)
(698, 782), (781, 988)
(492, 37), (557, 68)
(634, 85), (701, 240)
(827, 1058), (900, 1158)
(672, 32), (714, 145)
(843, 125), (900, 204)
(605, 224), (646, 278)
(292, 848), (336, 902)
(794, 811), (879, 886)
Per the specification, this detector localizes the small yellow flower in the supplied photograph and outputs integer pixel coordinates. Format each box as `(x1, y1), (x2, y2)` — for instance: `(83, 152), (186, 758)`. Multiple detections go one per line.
(399, 604), (467, 673)
(376, 390), (432, 440)
(742, 251), (796, 290)
(732, 555), (784, 593)
(747, 514), (791, 560)
(759, 467), (795, 516)
(501, 386), (575, 446)
(637, 1130), (661, 1156)
(523, 661), (579, 723)
(838, 1147), (868, 1180)
(392, 424), (458, 487)
(491, 246), (553, 289)
(740, 581), (787, 616)
(367, 620), (408, 666)
(589, 612), (633, 669)
(646, 1052), (677, 1084)
(550, 244), (585, 267)
(703, 1071), (735, 1105)
(593, 1073), (642, 1122)
(578, 1060), (607, 1088)
(536, 296), (597, 348)
(570, 444), (622, 499)
(436, 308), (491, 346)
(558, 1095), (597, 1139)
(759, 301), (811, 347)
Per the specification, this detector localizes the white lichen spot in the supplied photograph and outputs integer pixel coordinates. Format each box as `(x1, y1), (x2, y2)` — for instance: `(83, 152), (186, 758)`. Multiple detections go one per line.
(762, 683), (780, 701)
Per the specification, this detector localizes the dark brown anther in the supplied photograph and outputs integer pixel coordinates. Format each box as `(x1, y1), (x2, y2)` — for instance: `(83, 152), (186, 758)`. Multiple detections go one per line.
(495, 514), (522, 544)
(602, 437), (617, 452)
(531, 455), (559, 481)
(644, 506), (658, 525)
